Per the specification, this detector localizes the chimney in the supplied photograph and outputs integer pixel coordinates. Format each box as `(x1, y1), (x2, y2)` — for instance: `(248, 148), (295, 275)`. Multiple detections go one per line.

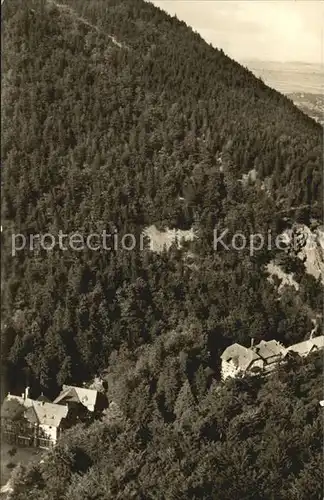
(250, 338), (254, 349)
(25, 387), (30, 400)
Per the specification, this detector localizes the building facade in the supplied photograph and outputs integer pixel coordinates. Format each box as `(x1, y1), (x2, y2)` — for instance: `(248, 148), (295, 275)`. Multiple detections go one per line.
(54, 384), (106, 413)
(221, 336), (324, 381)
(1, 389), (69, 448)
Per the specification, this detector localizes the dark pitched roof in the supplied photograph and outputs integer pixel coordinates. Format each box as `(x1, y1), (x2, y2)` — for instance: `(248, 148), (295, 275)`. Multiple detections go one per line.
(24, 405), (39, 425)
(54, 385), (98, 410)
(36, 394), (51, 403)
(254, 340), (285, 362)
(53, 387), (80, 405)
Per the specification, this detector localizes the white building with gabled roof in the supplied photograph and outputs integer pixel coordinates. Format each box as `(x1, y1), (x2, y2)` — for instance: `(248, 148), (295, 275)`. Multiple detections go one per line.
(221, 343), (264, 380)
(220, 337), (324, 381)
(1, 388), (69, 448)
(284, 336), (324, 358)
(53, 385), (99, 412)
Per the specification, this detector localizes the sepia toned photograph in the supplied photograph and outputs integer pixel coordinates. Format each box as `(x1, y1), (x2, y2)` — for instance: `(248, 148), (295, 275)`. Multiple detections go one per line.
(1, 0), (323, 498)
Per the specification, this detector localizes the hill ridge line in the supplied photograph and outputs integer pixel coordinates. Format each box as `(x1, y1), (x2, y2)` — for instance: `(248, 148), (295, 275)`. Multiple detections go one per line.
(47, 0), (129, 50)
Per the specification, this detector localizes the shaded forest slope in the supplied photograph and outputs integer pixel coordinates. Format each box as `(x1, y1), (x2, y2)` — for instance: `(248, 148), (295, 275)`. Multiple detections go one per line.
(1, 0), (322, 395)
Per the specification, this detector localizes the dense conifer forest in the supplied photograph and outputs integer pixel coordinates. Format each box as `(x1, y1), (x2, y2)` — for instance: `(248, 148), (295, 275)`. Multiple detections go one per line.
(9, 351), (324, 499)
(1, 0), (323, 497)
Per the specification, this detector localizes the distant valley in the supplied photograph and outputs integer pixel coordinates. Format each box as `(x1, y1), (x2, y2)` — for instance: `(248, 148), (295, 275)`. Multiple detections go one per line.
(286, 92), (324, 125)
(245, 60), (323, 124)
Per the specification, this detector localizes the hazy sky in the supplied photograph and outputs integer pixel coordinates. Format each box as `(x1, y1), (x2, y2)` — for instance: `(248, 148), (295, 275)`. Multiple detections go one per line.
(151, 1), (323, 65)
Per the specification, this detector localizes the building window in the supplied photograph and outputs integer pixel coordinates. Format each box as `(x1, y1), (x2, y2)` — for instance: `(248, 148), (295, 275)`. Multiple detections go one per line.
(38, 437), (52, 449)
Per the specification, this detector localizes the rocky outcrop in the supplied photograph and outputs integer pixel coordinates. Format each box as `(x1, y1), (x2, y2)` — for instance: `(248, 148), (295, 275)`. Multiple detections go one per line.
(283, 224), (324, 284)
(266, 261), (299, 293)
(142, 225), (196, 253)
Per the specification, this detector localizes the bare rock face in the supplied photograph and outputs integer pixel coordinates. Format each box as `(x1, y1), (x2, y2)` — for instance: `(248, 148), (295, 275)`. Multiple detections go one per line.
(142, 225), (196, 253)
(266, 223), (324, 294)
(285, 224), (324, 284)
(266, 261), (299, 293)
(298, 227), (324, 284)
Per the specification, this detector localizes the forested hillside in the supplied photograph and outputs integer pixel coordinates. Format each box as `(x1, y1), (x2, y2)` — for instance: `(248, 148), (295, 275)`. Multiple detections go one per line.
(1, 0), (322, 394)
(10, 352), (324, 499)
